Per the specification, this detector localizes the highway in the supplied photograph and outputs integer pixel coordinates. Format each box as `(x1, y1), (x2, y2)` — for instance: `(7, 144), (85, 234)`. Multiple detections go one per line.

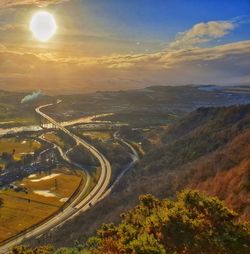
(0, 103), (112, 253)
(38, 133), (91, 191)
(100, 131), (139, 200)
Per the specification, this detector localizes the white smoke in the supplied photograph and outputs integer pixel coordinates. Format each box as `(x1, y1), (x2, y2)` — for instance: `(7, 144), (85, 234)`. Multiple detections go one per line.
(21, 91), (42, 104)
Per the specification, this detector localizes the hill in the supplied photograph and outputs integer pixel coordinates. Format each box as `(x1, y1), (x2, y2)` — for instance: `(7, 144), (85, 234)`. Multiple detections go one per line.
(12, 190), (250, 254)
(140, 104), (250, 220)
(26, 104), (250, 248)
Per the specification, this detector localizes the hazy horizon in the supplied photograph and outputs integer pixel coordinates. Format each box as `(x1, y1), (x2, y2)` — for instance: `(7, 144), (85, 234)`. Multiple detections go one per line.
(0, 0), (250, 93)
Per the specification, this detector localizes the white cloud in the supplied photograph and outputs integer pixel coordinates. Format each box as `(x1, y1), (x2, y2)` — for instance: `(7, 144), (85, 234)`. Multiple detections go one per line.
(169, 21), (235, 49)
(0, 0), (69, 9)
(0, 23), (24, 31)
(0, 18), (249, 92)
(1, 40), (250, 71)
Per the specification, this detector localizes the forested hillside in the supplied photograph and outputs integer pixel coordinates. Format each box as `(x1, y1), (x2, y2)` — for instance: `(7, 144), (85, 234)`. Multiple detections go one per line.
(26, 104), (250, 248)
(140, 104), (250, 220)
(12, 190), (250, 254)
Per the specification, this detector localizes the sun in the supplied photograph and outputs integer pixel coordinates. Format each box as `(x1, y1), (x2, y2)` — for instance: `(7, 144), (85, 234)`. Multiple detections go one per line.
(30, 11), (57, 42)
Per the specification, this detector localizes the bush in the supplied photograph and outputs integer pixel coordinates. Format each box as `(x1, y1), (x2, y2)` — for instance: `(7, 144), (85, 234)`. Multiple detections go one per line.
(86, 190), (250, 254)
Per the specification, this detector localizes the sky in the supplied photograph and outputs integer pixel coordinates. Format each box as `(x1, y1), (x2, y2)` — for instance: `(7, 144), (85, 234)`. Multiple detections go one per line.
(0, 0), (250, 94)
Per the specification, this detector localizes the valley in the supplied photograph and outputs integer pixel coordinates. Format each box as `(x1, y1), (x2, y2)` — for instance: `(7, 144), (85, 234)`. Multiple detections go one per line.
(0, 85), (249, 253)
(1, 1), (250, 252)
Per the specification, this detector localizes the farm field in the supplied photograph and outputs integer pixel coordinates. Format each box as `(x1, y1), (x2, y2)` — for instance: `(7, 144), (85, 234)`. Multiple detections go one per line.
(82, 131), (113, 142)
(0, 117), (37, 128)
(0, 167), (84, 242)
(43, 132), (65, 149)
(0, 138), (41, 161)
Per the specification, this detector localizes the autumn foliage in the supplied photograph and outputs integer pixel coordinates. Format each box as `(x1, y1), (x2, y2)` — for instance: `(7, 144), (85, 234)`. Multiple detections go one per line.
(86, 190), (249, 254)
(12, 190), (250, 254)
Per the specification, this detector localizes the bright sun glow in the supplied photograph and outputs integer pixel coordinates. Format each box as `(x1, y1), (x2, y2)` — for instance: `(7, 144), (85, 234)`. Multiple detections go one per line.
(30, 11), (57, 42)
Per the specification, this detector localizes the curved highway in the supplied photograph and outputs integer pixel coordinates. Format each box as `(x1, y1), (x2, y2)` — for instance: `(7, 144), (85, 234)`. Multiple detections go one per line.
(0, 103), (112, 253)
(100, 131), (139, 200)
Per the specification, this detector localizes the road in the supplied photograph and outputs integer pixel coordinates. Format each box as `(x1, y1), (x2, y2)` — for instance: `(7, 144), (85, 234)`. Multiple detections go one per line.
(100, 131), (139, 200)
(0, 103), (112, 253)
(38, 133), (91, 191)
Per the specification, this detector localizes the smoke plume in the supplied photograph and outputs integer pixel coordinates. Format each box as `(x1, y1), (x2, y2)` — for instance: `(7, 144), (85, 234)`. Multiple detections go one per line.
(21, 91), (42, 104)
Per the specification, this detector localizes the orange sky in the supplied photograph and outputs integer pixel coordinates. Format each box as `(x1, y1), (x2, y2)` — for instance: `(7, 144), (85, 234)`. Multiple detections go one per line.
(0, 0), (250, 94)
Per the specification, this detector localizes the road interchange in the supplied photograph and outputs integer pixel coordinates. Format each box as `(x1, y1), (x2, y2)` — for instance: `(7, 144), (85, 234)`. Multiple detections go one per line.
(0, 102), (139, 253)
(0, 103), (112, 253)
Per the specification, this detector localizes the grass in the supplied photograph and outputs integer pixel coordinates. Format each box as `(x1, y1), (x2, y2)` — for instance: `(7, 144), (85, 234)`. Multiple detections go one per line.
(0, 138), (41, 160)
(95, 111), (179, 127)
(80, 166), (101, 200)
(0, 167), (83, 243)
(43, 132), (65, 149)
(131, 141), (145, 157)
(0, 191), (58, 241)
(0, 117), (38, 128)
(0, 104), (35, 127)
(0, 158), (5, 170)
(82, 131), (113, 142)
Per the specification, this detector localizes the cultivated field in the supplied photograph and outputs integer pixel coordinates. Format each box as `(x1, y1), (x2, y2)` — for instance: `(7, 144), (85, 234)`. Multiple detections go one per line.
(0, 138), (41, 161)
(0, 117), (37, 128)
(82, 131), (113, 142)
(0, 167), (83, 242)
(43, 132), (65, 149)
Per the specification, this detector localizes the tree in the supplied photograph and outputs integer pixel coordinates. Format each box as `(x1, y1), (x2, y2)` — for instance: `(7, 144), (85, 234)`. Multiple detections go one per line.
(10, 190), (250, 254)
(12, 245), (54, 254)
(86, 190), (250, 254)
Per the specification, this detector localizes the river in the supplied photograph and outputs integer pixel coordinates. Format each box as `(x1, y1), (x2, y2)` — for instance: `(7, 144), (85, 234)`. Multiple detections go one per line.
(0, 113), (114, 137)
